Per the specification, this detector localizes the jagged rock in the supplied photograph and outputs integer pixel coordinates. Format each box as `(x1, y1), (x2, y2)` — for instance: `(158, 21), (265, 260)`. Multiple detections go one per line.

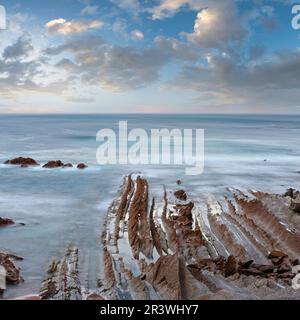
(43, 160), (64, 168)
(77, 163), (88, 169)
(174, 190), (187, 201)
(0, 252), (22, 288)
(63, 163), (73, 168)
(284, 188), (295, 198)
(0, 217), (14, 227)
(40, 247), (82, 300)
(268, 250), (287, 260)
(255, 265), (274, 273)
(4, 157), (39, 166)
(239, 260), (254, 269)
(239, 267), (265, 277)
(224, 255), (238, 277)
(290, 199), (300, 213)
(100, 175), (300, 301)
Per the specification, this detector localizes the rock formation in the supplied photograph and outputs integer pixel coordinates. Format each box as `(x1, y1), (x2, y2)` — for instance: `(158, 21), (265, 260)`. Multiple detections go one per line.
(0, 252), (23, 294)
(43, 160), (64, 168)
(4, 157), (39, 166)
(0, 217), (14, 227)
(40, 247), (82, 300)
(98, 175), (300, 300)
(77, 163), (88, 169)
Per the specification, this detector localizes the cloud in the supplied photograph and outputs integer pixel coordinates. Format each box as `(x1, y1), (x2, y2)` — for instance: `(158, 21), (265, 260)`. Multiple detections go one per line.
(186, 1), (249, 48)
(45, 18), (104, 35)
(80, 5), (99, 15)
(44, 34), (200, 92)
(2, 36), (33, 61)
(131, 29), (144, 40)
(0, 37), (43, 97)
(150, 0), (200, 20)
(109, 0), (141, 13)
(168, 49), (300, 110)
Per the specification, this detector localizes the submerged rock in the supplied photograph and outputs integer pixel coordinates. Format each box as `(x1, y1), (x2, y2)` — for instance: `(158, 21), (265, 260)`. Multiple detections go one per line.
(0, 217), (14, 227)
(77, 163), (88, 169)
(4, 157), (39, 166)
(43, 160), (64, 168)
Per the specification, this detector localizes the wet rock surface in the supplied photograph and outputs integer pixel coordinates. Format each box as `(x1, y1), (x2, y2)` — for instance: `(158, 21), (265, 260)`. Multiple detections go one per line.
(98, 175), (300, 300)
(0, 252), (23, 294)
(0, 217), (14, 227)
(4, 157), (39, 166)
(40, 247), (82, 300)
(77, 163), (88, 169)
(43, 160), (64, 168)
(174, 190), (187, 201)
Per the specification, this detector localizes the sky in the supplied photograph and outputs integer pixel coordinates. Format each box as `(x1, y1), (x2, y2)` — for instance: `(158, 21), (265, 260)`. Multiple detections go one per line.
(0, 0), (300, 114)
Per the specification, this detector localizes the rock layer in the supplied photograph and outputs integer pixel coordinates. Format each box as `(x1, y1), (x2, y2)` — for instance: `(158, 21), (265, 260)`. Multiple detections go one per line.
(0, 252), (22, 294)
(99, 175), (300, 300)
(40, 247), (82, 300)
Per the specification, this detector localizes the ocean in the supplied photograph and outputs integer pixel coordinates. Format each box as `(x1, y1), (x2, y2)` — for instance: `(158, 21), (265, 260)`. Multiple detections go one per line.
(0, 114), (300, 298)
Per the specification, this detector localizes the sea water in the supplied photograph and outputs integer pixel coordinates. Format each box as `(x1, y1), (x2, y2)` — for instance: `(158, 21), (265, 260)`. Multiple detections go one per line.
(0, 114), (300, 298)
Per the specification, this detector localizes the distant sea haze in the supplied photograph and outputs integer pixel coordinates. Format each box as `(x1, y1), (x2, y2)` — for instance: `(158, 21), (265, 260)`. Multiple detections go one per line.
(0, 114), (300, 298)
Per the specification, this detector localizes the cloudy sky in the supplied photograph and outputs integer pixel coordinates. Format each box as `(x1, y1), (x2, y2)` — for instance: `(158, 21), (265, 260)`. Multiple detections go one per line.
(0, 0), (299, 114)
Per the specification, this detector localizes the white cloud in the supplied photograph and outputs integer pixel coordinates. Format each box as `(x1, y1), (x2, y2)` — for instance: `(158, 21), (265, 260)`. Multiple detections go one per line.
(151, 0), (200, 20)
(45, 18), (103, 35)
(186, 2), (249, 48)
(131, 29), (144, 40)
(80, 5), (99, 16)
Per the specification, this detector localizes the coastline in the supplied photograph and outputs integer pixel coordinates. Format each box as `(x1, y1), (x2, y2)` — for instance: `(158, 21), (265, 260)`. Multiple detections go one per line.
(1, 171), (300, 300)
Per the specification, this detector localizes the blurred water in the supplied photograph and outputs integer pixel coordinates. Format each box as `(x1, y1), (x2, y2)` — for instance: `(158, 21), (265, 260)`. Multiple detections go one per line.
(0, 114), (300, 298)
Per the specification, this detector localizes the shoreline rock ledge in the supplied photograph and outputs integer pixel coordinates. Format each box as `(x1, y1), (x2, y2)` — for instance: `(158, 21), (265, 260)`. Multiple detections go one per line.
(98, 174), (300, 300)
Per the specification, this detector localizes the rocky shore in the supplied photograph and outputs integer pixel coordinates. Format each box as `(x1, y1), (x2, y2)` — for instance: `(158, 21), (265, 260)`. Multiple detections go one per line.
(1, 173), (300, 300)
(97, 175), (300, 300)
(3, 157), (88, 169)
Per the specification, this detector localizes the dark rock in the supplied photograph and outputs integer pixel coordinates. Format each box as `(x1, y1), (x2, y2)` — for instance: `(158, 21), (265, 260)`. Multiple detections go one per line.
(0, 217), (14, 227)
(77, 163), (88, 169)
(174, 190), (187, 201)
(290, 199), (300, 213)
(176, 180), (182, 185)
(224, 255), (238, 277)
(43, 160), (64, 168)
(255, 265), (274, 274)
(268, 250), (287, 260)
(239, 268), (265, 277)
(284, 188), (295, 198)
(239, 260), (254, 269)
(5, 157), (39, 166)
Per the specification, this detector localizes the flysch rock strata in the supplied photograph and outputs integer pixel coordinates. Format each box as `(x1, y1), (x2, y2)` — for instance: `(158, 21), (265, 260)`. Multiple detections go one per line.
(98, 175), (300, 300)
